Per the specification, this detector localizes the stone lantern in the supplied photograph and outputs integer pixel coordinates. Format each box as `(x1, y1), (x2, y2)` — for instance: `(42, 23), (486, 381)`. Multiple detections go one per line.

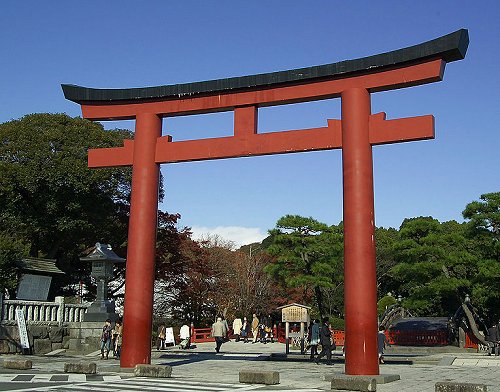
(80, 243), (125, 322)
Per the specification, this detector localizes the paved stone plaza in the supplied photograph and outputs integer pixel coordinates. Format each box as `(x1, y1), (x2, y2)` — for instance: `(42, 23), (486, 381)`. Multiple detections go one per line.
(1, 341), (499, 391)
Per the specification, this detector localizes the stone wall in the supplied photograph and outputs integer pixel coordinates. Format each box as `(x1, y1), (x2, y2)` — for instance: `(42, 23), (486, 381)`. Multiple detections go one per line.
(0, 321), (110, 355)
(0, 295), (93, 355)
(0, 322), (70, 354)
(66, 322), (106, 354)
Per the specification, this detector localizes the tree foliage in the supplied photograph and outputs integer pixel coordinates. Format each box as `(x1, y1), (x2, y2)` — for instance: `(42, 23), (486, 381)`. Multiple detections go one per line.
(0, 113), (133, 297)
(228, 245), (278, 318)
(154, 227), (278, 325)
(263, 193), (499, 324)
(0, 235), (28, 292)
(377, 294), (397, 315)
(153, 211), (213, 324)
(463, 192), (500, 261)
(385, 217), (474, 316)
(375, 226), (399, 295)
(462, 192), (500, 323)
(265, 215), (343, 318)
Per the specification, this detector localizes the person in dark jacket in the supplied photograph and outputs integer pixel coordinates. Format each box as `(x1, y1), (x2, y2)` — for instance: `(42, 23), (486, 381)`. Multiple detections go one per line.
(307, 319), (320, 360)
(263, 315), (273, 343)
(378, 325), (388, 363)
(486, 323), (500, 356)
(241, 317), (250, 343)
(100, 319), (113, 360)
(315, 317), (334, 365)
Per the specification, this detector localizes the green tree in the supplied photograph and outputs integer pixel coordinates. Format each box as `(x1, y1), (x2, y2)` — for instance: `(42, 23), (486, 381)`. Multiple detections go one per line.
(388, 217), (475, 316)
(377, 294), (397, 315)
(265, 215), (343, 318)
(0, 235), (28, 293)
(375, 226), (399, 297)
(463, 192), (499, 261)
(0, 113), (133, 298)
(463, 192), (500, 323)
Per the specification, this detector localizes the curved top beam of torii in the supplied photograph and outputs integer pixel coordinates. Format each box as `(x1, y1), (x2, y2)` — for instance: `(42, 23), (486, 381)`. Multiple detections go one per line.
(62, 29), (468, 106)
(61, 29), (468, 168)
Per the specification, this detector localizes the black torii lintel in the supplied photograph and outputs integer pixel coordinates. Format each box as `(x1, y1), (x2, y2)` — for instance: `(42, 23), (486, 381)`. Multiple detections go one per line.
(62, 29), (468, 104)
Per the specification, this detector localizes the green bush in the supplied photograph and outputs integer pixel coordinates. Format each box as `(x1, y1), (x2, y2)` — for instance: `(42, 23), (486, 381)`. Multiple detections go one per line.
(329, 316), (345, 330)
(377, 295), (397, 315)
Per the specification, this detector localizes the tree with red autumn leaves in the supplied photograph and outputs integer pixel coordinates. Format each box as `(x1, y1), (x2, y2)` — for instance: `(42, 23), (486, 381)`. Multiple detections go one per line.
(153, 214), (281, 326)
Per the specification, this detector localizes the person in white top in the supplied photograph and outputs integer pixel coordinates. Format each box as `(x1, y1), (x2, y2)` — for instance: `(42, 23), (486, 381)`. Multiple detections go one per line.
(232, 317), (243, 342)
(179, 324), (191, 349)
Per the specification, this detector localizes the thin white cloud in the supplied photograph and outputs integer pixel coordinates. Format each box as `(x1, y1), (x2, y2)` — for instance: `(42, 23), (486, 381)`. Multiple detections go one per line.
(190, 226), (267, 248)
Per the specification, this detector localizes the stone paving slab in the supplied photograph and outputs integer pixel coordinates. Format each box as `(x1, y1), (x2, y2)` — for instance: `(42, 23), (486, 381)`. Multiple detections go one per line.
(453, 358), (500, 367)
(0, 342), (499, 391)
(0, 373), (125, 382)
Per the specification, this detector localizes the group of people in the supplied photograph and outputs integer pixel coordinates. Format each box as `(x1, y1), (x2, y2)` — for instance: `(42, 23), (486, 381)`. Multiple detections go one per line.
(306, 318), (388, 365)
(210, 313), (275, 353)
(100, 318), (123, 360)
(100, 315), (391, 364)
(306, 318), (337, 365)
(232, 314), (274, 344)
(100, 315), (500, 363)
(157, 323), (191, 350)
(233, 313), (274, 344)
(486, 321), (500, 356)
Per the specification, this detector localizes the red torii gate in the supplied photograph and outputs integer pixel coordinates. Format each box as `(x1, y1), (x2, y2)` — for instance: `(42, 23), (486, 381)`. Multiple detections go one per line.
(63, 29), (468, 375)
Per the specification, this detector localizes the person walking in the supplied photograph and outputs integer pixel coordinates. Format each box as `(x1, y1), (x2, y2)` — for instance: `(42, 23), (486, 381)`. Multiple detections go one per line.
(251, 314), (260, 343)
(308, 319), (320, 359)
(211, 317), (227, 353)
(114, 319), (123, 360)
(157, 323), (166, 350)
(486, 322), (500, 356)
(496, 320), (500, 355)
(222, 317), (230, 342)
(111, 319), (120, 357)
(378, 325), (388, 363)
(263, 315), (273, 343)
(100, 319), (113, 360)
(179, 323), (191, 349)
(232, 317), (242, 342)
(241, 317), (250, 343)
(315, 317), (334, 365)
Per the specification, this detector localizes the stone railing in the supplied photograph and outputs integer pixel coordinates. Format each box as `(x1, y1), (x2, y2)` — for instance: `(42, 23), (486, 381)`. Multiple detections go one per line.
(0, 296), (88, 325)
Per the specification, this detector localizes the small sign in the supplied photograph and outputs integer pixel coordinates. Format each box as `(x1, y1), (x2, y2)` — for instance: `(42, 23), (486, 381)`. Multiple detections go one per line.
(164, 327), (175, 344)
(17, 274), (52, 301)
(281, 305), (309, 322)
(15, 309), (30, 351)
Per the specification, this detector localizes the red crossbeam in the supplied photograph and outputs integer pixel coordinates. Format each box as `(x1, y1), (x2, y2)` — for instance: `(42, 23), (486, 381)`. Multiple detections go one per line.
(88, 113), (433, 167)
(369, 112), (434, 145)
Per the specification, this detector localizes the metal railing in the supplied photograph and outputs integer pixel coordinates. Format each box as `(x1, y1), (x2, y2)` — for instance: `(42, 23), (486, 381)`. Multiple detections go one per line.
(386, 330), (450, 346)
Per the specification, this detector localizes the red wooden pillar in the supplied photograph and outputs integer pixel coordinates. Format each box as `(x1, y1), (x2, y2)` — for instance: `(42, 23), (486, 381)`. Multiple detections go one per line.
(341, 88), (379, 375)
(120, 113), (162, 368)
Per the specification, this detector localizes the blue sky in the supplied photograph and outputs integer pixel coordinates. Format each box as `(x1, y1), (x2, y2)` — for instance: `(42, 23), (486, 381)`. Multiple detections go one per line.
(1, 1), (498, 246)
